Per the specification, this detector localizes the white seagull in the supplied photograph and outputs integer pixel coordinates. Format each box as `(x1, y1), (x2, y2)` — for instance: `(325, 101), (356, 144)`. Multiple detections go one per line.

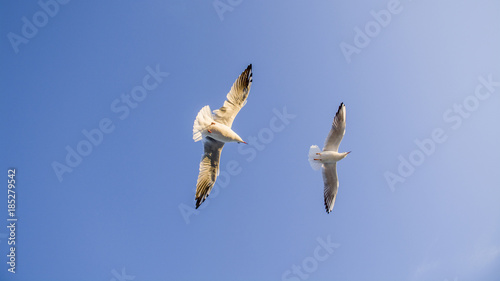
(192, 64), (252, 208)
(308, 103), (350, 213)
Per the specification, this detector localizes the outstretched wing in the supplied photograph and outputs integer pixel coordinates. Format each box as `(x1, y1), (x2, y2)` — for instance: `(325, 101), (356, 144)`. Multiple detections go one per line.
(324, 103), (346, 152)
(322, 163), (338, 213)
(213, 64), (253, 128)
(195, 137), (224, 208)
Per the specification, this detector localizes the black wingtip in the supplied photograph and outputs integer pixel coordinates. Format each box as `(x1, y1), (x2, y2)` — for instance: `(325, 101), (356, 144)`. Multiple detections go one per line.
(335, 102), (345, 115)
(335, 105), (341, 115)
(195, 197), (203, 209)
(324, 198), (334, 214)
(245, 64), (253, 83)
(195, 193), (209, 209)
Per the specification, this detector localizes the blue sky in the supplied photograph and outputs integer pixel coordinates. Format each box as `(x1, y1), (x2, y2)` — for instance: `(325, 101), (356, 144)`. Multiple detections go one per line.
(1, 1), (500, 280)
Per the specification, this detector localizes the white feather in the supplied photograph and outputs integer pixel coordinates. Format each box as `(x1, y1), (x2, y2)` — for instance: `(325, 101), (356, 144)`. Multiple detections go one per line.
(308, 145), (323, 170)
(193, 105), (214, 142)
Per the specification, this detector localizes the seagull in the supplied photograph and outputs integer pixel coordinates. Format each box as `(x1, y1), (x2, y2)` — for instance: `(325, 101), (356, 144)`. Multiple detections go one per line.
(308, 103), (350, 213)
(192, 64), (252, 209)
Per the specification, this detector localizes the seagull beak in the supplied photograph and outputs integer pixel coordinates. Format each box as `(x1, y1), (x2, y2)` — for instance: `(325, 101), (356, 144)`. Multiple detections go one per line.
(241, 141), (248, 144)
(346, 151), (351, 154)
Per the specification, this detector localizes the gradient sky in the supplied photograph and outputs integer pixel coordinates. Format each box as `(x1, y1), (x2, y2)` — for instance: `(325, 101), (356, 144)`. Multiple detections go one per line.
(1, 1), (500, 280)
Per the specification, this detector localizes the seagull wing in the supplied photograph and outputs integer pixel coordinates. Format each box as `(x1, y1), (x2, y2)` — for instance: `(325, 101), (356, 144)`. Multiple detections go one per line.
(195, 136), (224, 208)
(322, 163), (338, 213)
(213, 64), (252, 128)
(324, 103), (346, 152)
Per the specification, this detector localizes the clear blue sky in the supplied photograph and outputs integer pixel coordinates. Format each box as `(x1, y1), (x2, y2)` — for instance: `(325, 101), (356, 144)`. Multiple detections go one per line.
(1, 1), (500, 280)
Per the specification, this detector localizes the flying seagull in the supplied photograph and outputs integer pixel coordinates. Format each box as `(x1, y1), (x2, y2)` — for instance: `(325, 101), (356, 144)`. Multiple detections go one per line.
(192, 64), (252, 209)
(308, 103), (350, 213)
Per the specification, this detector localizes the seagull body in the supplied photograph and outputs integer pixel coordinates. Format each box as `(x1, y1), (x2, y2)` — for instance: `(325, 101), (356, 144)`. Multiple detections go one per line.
(193, 106), (246, 144)
(192, 64), (252, 209)
(308, 103), (350, 213)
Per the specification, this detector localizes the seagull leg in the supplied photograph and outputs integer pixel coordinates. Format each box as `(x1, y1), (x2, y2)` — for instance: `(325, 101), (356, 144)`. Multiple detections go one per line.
(314, 159), (320, 161)
(316, 153), (321, 155)
(207, 122), (215, 133)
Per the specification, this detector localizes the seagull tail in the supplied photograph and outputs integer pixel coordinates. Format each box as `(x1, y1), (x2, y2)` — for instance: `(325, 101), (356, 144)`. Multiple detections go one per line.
(193, 105), (214, 142)
(308, 145), (323, 170)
